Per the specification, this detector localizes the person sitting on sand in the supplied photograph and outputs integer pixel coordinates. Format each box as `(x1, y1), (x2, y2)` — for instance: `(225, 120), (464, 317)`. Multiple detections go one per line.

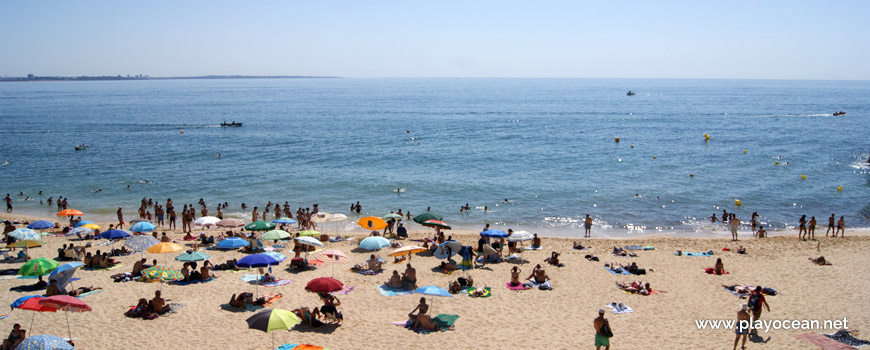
(736, 246), (747, 254)
(527, 264), (550, 284)
(318, 293), (342, 322)
(180, 262), (191, 282)
(439, 260), (459, 273)
(200, 260), (214, 280)
(150, 290), (170, 314)
(366, 254), (383, 272)
(229, 292), (281, 308)
(756, 225), (767, 238)
(1, 323), (25, 350)
(408, 297), (430, 329)
(261, 273), (278, 283)
(809, 256), (831, 266)
(625, 262), (646, 275)
(531, 233), (541, 249)
(573, 241), (587, 250)
(33, 275), (47, 289)
(386, 270), (403, 288)
(545, 252), (562, 266)
(714, 258), (726, 275)
(67, 285), (101, 297)
(402, 263), (417, 289)
(45, 279), (62, 296)
(509, 266), (523, 287)
(125, 298), (157, 319)
(613, 246), (632, 257)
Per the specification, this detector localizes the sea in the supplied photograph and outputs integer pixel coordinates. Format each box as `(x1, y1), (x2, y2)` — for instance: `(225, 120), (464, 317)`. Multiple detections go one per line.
(1, 78), (869, 238)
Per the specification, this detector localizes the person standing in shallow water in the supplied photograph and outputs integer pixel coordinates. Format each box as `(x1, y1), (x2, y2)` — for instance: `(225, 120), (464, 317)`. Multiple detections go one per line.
(798, 215), (807, 240)
(252, 207), (259, 222)
(584, 214), (593, 238)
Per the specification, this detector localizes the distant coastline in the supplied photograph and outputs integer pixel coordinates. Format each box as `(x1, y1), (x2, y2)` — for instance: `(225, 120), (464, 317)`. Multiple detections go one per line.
(0, 74), (340, 82)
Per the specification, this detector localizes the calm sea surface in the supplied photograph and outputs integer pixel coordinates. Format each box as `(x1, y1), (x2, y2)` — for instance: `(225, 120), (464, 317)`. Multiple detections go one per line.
(1, 78), (869, 238)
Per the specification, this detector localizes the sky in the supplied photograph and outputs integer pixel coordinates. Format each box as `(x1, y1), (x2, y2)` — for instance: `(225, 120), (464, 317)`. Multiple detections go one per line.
(1, 1), (868, 79)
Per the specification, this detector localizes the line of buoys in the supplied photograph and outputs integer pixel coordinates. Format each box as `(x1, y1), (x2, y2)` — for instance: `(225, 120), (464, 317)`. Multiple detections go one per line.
(801, 174), (807, 180)
(734, 199), (742, 206)
(837, 186), (844, 192)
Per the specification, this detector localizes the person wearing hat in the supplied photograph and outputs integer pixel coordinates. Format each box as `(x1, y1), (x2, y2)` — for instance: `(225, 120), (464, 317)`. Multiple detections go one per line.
(594, 308), (612, 349)
(734, 304), (751, 350)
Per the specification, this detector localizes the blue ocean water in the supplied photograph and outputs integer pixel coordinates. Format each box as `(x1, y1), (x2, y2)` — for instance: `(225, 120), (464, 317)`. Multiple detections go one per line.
(1, 78), (868, 238)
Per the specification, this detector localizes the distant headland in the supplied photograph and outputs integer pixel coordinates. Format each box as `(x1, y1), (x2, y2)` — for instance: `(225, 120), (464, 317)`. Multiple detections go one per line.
(0, 74), (339, 82)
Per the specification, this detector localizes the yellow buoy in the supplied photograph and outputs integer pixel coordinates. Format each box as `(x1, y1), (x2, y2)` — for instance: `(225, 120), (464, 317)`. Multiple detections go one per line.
(704, 134), (710, 141)
(652, 155), (657, 159)
(743, 150), (747, 154)
(615, 137), (620, 143)
(801, 174), (807, 180)
(735, 199), (742, 206)
(837, 186), (844, 192)
(180, 130), (184, 134)
(775, 161), (779, 165)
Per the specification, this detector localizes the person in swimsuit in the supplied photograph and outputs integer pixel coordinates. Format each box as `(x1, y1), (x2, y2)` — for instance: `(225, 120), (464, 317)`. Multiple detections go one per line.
(836, 216), (845, 237)
(734, 304), (750, 350)
(408, 297), (430, 329)
(594, 309), (611, 350)
(584, 214), (593, 237)
(509, 266), (522, 286)
(401, 263), (417, 289)
(385, 270), (402, 288)
(798, 215), (807, 240)
(808, 216), (817, 240)
(826, 214), (836, 237)
(1, 324), (25, 350)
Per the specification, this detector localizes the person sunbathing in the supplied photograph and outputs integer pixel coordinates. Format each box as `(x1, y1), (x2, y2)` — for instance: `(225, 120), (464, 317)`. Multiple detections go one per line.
(723, 284), (754, 296)
(67, 286), (101, 297)
(439, 260), (459, 273)
(386, 270), (403, 288)
(608, 262), (626, 273)
(737, 246), (747, 254)
(125, 298), (157, 319)
(617, 281), (652, 295)
(810, 256), (831, 265)
(471, 284), (488, 297)
(585, 254), (599, 261)
(45, 280), (62, 296)
(408, 297), (430, 328)
(229, 292), (281, 308)
(261, 273), (278, 283)
(509, 266), (522, 287)
(393, 255), (407, 264)
(150, 290), (170, 314)
(366, 254), (383, 272)
(401, 263), (417, 289)
(448, 280), (463, 294)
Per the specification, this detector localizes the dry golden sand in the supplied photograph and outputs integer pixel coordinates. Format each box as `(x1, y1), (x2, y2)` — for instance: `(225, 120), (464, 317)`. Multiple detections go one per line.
(2, 212), (869, 350)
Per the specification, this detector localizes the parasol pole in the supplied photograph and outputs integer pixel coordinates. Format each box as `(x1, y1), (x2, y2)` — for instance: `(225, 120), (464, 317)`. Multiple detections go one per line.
(29, 311), (35, 335)
(65, 310), (72, 342)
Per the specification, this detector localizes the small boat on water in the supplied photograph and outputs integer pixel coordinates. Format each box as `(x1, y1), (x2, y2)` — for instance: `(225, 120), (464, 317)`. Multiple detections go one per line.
(833, 111), (846, 116)
(74, 144), (87, 151)
(626, 91), (636, 96)
(220, 121), (243, 127)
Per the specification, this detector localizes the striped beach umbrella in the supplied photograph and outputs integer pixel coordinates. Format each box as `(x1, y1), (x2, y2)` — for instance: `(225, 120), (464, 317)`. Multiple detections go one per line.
(216, 218), (245, 228)
(65, 227), (93, 237)
(124, 235), (160, 251)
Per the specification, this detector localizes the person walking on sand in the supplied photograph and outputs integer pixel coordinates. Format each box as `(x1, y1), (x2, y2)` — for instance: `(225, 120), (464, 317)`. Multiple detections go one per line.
(116, 207), (124, 229)
(798, 215), (807, 240)
(836, 216), (845, 237)
(594, 308), (612, 350)
(729, 214), (740, 241)
(748, 286), (770, 336)
(826, 214), (835, 237)
(734, 304), (751, 350)
(584, 214), (593, 238)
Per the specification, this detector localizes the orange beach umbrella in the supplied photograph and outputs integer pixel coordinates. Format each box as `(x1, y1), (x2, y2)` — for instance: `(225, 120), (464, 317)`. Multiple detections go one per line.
(56, 209), (84, 216)
(357, 216), (387, 231)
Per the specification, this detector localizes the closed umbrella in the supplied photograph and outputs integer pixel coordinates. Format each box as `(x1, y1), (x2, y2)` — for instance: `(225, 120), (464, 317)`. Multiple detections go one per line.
(413, 212), (442, 224)
(261, 230), (291, 241)
(10, 228), (41, 241)
(124, 235), (159, 252)
(174, 251), (210, 262)
(129, 222), (156, 233)
(26, 221), (54, 230)
(236, 254), (280, 299)
(359, 236), (390, 251)
(38, 296), (91, 342)
(357, 216), (387, 231)
(194, 216), (221, 228)
(458, 246), (474, 271)
(216, 218), (245, 228)
(18, 258), (59, 277)
(246, 308), (301, 349)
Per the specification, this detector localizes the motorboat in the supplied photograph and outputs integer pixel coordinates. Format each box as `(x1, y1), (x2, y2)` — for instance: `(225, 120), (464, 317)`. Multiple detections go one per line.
(626, 91), (636, 96)
(833, 111), (846, 116)
(74, 144), (87, 151)
(220, 121), (243, 127)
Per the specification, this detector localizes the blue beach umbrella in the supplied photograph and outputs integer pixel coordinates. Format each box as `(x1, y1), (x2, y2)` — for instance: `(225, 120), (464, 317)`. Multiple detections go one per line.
(16, 334), (74, 350)
(73, 221), (93, 228)
(27, 220), (54, 230)
(216, 237), (250, 249)
(49, 263), (84, 293)
(263, 252), (287, 263)
(358, 236), (390, 251)
(99, 229), (131, 240)
(480, 229), (509, 238)
(124, 235), (159, 251)
(272, 217), (297, 224)
(413, 285), (453, 315)
(10, 228), (41, 241)
(236, 254), (280, 299)
(130, 221), (156, 233)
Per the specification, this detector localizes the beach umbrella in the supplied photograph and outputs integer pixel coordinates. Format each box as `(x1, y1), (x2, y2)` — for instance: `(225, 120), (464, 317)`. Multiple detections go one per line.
(216, 218), (245, 228)
(98, 229), (130, 240)
(294, 236), (324, 248)
(330, 214), (348, 221)
(12, 296), (56, 335)
(141, 265), (184, 281)
(383, 213), (403, 222)
(146, 242), (183, 254)
(38, 295), (91, 342)
(245, 221), (275, 232)
(246, 308), (301, 349)
(261, 230), (291, 241)
(507, 231), (533, 242)
(412, 285), (452, 315)
(422, 220), (451, 230)
(433, 241), (462, 260)
(298, 230), (320, 237)
(55, 209), (83, 217)
(129, 221), (156, 233)
(129, 218), (150, 224)
(26, 221), (54, 230)
(8, 240), (45, 249)
(480, 229), (508, 238)
(358, 236), (390, 251)
(313, 250), (349, 277)
(387, 245), (426, 262)
(311, 212), (331, 224)
(413, 212), (442, 224)
(19, 258), (59, 277)
(14, 334), (73, 350)
(216, 237), (250, 249)
(11, 295), (44, 310)
(10, 228), (41, 241)
(48, 263), (84, 293)
(81, 223), (101, 230)
(174, 251), (211, 262)
(65, 227), (92, 237)
(72, 221), (93, 228)
(305, 277), (343, 293)
(263, 252), (286, 263)
(357, 216), (387, 231)
(124, 235), (159, 252)
(194, 216), (221, 227)
(272, 217), (297, 225)
(237, 254), (280, 299)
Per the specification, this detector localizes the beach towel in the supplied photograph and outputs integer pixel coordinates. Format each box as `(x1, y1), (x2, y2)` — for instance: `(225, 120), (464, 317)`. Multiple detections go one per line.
(606, 303), (634, 314)
(220, 303), (264, 313)
(84, 263), (123, 271)
(240, 274), (261, 282)
(0, 275), (20, 280)
(157, 303), (185, 317)
(795, 333), (857, 350)
(376, 284), (414, 296)
(76, 289), (103, 298)
(527, 279), (552, 290)
(331, 285), (354, 295)
(724, 287), (749, 299)
(825, 330), (870, 347)
(466, 286), (491, 298)
(171, 277), (216, 286)
(356, 269), (382, 276)
(704, 268), (729, 275)
(394, 314), (459, 334)
(625, 245), (654, 250)
(259, 279), (293, 287)
(308, 259), (324, 266)
(276, 344), (325, 350)
(606, 266), (631, 275)
(676, 252), (712, 257)
(0, 314), (8, 320)
(526, 245), (543, 250)
(506, 282), (528, 291)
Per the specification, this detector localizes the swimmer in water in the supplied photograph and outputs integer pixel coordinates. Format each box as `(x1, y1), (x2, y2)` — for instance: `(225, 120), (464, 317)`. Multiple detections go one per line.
(216, 154), (222, 157)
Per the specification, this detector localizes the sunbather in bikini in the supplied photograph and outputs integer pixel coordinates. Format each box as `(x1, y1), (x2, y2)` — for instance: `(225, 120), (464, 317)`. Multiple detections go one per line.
(471, 284), (488, 297)
(385, 270), (402, 288)
(617, 281), (651, 295)
(439, 260), (459, 273)
(408, 297), (432, 329)
(67, 286), (101, 297)
(509, 266), (522, 286)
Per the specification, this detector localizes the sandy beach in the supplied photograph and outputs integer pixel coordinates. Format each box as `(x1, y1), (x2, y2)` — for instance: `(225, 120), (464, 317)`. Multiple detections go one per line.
(2, 211), (869, 350)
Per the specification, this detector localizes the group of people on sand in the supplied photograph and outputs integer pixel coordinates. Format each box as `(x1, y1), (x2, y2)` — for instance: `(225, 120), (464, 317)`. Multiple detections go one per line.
(125, 290), (171, 320)
(383, 263), (417, 290)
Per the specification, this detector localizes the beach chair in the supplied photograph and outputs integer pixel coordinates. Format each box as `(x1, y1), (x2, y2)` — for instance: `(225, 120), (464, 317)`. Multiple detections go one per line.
(1, 250), (20, 262)
(323, 310), (343, 324)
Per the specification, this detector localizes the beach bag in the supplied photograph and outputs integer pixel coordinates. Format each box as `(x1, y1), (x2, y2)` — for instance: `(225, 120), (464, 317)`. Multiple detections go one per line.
(599, 321), (613, 338)
(748, 293), (761, 310)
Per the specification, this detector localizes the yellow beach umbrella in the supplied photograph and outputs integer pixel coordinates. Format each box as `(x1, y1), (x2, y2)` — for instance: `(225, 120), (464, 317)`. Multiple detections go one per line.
(388, 245), (427, 261)
(147, 242), (183, 254)
(81, 224), (102, 230)
(8, 240), (46, 249)
(357, 216), (387, 231)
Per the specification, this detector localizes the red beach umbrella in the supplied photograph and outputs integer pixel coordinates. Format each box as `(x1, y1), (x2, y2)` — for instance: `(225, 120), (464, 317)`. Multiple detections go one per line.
(305, 277), (343, 294)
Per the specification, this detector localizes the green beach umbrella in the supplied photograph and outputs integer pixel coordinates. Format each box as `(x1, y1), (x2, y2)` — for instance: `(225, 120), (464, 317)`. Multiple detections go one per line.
(384, 213), (403, 221)
(245, 221), (276, 232)
(261, 230), (291, 241)
(413, 212), (443, 224)
(18, 258), (59, 277)
(175, 251), (211, 262)
(299, 230), (320, 237)
(246, 308), (301, 349)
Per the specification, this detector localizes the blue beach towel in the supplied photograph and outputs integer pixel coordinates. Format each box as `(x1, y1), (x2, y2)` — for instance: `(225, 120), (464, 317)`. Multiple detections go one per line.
(377, 284), (414, 296)
(606, 266), (631, 275)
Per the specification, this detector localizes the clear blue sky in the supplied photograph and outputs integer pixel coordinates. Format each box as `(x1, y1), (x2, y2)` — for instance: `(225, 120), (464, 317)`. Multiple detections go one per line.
(1, 1), (867, 79)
